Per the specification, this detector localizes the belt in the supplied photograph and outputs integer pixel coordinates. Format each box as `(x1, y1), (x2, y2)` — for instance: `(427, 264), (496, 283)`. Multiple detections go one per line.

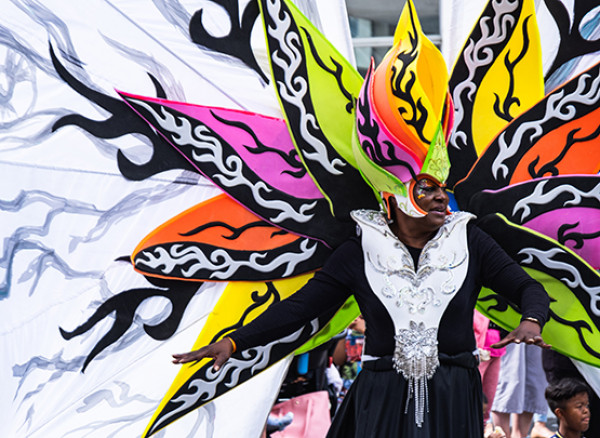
(362, 351), (479, 372)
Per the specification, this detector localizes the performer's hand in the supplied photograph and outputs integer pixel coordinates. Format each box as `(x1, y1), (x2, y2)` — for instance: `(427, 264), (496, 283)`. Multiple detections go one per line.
(172, 338), (234, 370)
(490, 320), (551, 349)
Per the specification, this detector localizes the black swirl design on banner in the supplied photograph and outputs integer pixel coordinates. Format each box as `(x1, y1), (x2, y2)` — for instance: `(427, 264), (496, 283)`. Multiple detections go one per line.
(466, 176), (600, 223)
(548, 306), (600, 360)
(133, 237), (330, 281)
(181, 220), (286, 239)
(478, 292), (520, 314)
(543, 0), (600, 83)
(189, 0), (267, 83)
(122, 95), (353, 247)
(301, 28), (354, 114)
(210, 282), (281, 341)
(49, 45), (193, 181)
(209, 111), (306, 178)
(528, 123), (600, 178)
(49, 44), (193, 181)
(389, 6), (429, 145)
(146, 302), (340, 436)
(259, 0), (378, 220)
(356, 66), (418, 179)
(493, 16), (532, 122)
(477, 213), (600, 360)
(558, 222), (600, 249)
(453, 62), (600, 205)
(60, 277), (199, 372)
(447, 0), (523, 189)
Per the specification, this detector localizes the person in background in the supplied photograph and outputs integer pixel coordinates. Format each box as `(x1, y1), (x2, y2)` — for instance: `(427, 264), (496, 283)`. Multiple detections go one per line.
(482, 393), (507, 438)
(542, 349), (600, 437)
(530, 411), (557, 438)
(491, 338), (550, 438)
(332, 315), (365, 406)
(474, 310), (506, 435)
(545, 377), (590, 438)
(485, 426), (507, 438)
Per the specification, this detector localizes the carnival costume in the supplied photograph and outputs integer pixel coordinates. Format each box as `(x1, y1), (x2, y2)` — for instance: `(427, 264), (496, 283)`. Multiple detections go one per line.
(229, 205), (549, 437)
(32, 0), (600, 435)
(5, 0), (600, 434)
(124, 0), (600, 434)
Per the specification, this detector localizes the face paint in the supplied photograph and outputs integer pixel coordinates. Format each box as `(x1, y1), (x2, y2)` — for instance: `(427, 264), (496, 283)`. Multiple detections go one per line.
(414, 177), (446, 199)
(392, 174), (448, 218)
(415, 179), (435, 199)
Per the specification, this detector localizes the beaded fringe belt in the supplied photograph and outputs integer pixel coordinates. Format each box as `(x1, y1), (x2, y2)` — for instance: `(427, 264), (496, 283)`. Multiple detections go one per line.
(392, 321), (439, 427)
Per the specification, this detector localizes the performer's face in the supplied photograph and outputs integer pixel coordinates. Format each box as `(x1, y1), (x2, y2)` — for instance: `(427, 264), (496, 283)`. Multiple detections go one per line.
(412, 176), (449, 228)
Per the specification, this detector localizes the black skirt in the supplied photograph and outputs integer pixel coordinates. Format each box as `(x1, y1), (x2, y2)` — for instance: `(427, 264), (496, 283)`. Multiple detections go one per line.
(327, 352), (483, 438)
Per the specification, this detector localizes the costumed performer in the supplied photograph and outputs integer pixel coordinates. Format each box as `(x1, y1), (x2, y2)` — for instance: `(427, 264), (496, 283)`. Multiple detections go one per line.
(172, 12), (551, 436)
(173, 175), (550, 437)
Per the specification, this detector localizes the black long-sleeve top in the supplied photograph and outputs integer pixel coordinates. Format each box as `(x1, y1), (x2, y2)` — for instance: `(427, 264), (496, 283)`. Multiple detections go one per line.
(229, 223), (549, 358)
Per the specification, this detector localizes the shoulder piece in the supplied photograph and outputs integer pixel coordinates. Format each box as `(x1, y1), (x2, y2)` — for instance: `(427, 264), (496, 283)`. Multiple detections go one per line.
(351, 209), (475, 237)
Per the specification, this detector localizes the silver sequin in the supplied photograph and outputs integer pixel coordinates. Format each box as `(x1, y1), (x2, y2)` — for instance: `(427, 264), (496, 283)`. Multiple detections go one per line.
(394, 321), (439, 427)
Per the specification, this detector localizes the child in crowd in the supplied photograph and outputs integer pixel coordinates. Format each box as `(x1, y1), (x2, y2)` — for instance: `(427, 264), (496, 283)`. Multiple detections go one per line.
(545, 377), (591, 438)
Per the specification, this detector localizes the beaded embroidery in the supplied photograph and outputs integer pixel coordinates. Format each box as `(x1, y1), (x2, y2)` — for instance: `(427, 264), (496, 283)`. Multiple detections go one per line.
(358, 210), (469, 313)
(393, 321), (439, 426)
(352, 209), (474, 427)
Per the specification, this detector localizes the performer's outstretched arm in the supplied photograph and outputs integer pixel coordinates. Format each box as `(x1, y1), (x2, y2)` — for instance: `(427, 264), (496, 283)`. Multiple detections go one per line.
(172, 337), (235, 370)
